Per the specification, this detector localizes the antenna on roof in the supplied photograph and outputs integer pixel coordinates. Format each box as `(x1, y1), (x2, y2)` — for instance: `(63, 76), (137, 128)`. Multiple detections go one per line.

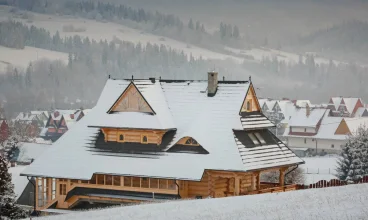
(108, 75), (110, 79)
(223, 76), (225, 81)
(131, 75), (134, 81)
(159, 76), (161, 81)
(249, 76), (252, 83)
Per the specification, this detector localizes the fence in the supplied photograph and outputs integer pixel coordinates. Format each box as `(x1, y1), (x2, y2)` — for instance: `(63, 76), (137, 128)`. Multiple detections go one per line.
(302, 176), (368, 189)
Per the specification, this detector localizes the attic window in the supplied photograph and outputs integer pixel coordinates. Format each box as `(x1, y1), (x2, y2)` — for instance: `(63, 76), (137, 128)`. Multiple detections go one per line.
(117, 132), (125, 143)
(142, 135), (148, 143)
(246, 100), (252, 111)
(185, 138), (198, 146)
(119, 134), (124, 141)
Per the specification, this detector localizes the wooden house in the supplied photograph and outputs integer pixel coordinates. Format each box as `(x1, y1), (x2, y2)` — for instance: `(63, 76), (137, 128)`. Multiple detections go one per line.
(328, 97), (364, 117)
(21, 73), (304, 211)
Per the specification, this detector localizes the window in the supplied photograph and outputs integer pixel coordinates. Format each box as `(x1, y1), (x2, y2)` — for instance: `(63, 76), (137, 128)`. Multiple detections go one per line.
(331, 144), (334, 148)
(150, 179), (159, 188)
(124, 177), (132, 187)
(119, 134), (124, 141)
(246, 100), (252, 111)
(141, 178), (149, 188)
(185, 138), (198, 145)
(304, 138), (307, 144)
(105, 175), (113, 185)
(142, 135), (148, 143)
(113, 176), (121, 186)
(248, 133), (260, 146)
(304, 128), (307, 132)
(159, 179), (168, 189)
(132, 177), (140, 187)
(254, 133), (266, 145)
(52, 179), (56, 200)
(97, 174), (105, 185)
(59, 184), (66, 195)
(90, 175), (96, 184)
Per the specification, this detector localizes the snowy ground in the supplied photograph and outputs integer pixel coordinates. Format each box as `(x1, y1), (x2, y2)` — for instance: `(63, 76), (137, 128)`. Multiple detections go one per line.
(0, 45), (68, 72)
(9, 166), (29, 199)
(0, 8), (242, 63)
(34, 184), (368, 220)
(300, 155), (339, 184)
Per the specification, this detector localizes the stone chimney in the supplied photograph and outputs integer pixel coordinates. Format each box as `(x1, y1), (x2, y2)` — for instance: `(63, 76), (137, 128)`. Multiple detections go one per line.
(208, 72), (218, 97)
(306, 103), (311, 117)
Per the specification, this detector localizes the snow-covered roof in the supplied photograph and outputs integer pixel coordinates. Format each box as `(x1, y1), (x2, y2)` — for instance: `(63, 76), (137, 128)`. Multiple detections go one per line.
(329, 97), (342, 110)
(354, 107), (368, 118)
(258, 99), (267, 110)
(284, 110), (347, 140)
(288, 108), (326, 127)
(343, 98), (360, 115)
(264, 100), (277, 111)
(280, 102), (298, 124)
(9, 166), (29, 200)
(14, 112), (39, 122)
(345, 117), (368, 134)
(17, 142), (51, 163)
(21, 79), (303, 181)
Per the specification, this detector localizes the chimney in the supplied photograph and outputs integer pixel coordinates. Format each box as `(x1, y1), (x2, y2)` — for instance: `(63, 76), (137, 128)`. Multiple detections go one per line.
(306, 103), (311, 117)
(207, 72), (218, 97)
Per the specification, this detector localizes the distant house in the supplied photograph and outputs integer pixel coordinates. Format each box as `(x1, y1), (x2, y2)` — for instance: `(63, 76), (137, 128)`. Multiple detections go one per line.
(328, 97), (364, 117)
(41, 109), (88, 142)
(12, 112), (42, 138)
(354, 107), (368, 118)
(21, 73), (303, 211)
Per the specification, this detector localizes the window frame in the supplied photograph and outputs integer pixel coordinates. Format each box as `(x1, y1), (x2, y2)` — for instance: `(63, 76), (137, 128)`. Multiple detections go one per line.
(246, 100), (252, 111)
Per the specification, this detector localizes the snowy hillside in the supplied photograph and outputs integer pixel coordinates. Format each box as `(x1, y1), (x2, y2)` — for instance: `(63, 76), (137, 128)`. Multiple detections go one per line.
(0, 45), (68, 72)
(37, 184), (368, 220)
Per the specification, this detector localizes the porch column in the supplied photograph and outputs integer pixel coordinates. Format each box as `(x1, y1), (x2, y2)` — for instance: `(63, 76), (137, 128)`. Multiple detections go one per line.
(234, 177), (240, 196)
(279, 168), (287, 186)
(256, 172), (261, 190)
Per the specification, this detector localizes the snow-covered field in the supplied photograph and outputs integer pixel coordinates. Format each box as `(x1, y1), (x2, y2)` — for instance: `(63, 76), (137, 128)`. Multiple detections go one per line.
(36, 184), (368, 220)
(0, 45), (68, 72)
(300, 156), (339, 184)
(0, 8), (242, 63)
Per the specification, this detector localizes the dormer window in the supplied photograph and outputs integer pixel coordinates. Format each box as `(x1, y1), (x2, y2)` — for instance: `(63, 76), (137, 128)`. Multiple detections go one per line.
(142, 135), (148, 143)
(185, 138), (198, 146)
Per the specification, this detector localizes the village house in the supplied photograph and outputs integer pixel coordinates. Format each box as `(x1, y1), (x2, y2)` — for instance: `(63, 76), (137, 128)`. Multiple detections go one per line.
(40, 109), (87, 142)
(21, 73), (304, 211)
(327, 97), (364, 117)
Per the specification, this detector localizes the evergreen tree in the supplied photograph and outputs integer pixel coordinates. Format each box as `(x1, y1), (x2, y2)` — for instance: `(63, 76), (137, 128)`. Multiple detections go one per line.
(0, 156), (27, 219)
(188, 18), (194, 30)
(336, 142), (354, 181)
(68, 52), (73, 69)
(25, 63), (32, 88)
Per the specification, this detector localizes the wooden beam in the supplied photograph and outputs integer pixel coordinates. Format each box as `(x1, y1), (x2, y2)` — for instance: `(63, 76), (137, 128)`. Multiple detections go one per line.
(234, 177), (240, 196)
(207, 172), (215, 198)
(256, 172), (261, 190)
(279, 168), (287, 186)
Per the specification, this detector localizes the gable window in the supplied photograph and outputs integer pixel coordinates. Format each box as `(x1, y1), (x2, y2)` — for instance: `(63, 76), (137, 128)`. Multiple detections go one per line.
(119, 134), (124, 141)
(142, 135), (148, 143)
(185, 138), (198, 146)
(246, 100), (252, 111)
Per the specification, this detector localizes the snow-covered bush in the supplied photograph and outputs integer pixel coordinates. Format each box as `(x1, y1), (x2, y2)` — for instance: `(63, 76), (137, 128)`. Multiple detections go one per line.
(336, 125), (368, 182)
(261, 167), (305, 185)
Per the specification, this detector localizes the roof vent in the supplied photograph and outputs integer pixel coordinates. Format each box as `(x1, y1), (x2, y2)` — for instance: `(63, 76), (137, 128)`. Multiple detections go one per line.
(306, 104), (311, 117)
(149, 77), (156, 83)
(207, 72), (218, 97)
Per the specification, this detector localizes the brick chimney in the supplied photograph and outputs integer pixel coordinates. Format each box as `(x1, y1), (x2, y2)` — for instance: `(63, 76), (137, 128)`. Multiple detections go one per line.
(306, 103), (311, 117)
(208, 72), (218, 97)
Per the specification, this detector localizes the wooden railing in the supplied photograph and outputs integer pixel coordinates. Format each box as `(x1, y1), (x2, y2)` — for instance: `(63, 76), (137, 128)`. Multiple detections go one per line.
(245, 184), (300, 195)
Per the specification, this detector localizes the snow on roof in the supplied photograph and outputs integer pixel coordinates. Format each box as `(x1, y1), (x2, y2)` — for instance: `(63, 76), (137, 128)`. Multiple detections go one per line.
(343, 98), (360, 115)
(14, 112), (39, 122)
(264, 100), (276, 111)
(280, 102), (298, 124)
(345, 117), (368, 134)
(9, 166), (29, 200)
(275, 100), (292, 112)
(17, 142), (51, 163)
(21, 79), (302, 180)
(354, 107), (367, 118)
(284, 110), (346, 140)
(258, 99), (267, 109)
(288, 108), (326, 127)
(329, 97), (342, 110)
(34, 184), (368, 220)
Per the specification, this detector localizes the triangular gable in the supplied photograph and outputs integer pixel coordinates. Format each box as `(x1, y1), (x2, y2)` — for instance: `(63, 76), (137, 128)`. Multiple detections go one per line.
(335, 119), (351, 135)
(108, 82), (155, 114)
(240, 83), (261, 114)
(362, 109), (368, 117)
(340, 98), (345, 105)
